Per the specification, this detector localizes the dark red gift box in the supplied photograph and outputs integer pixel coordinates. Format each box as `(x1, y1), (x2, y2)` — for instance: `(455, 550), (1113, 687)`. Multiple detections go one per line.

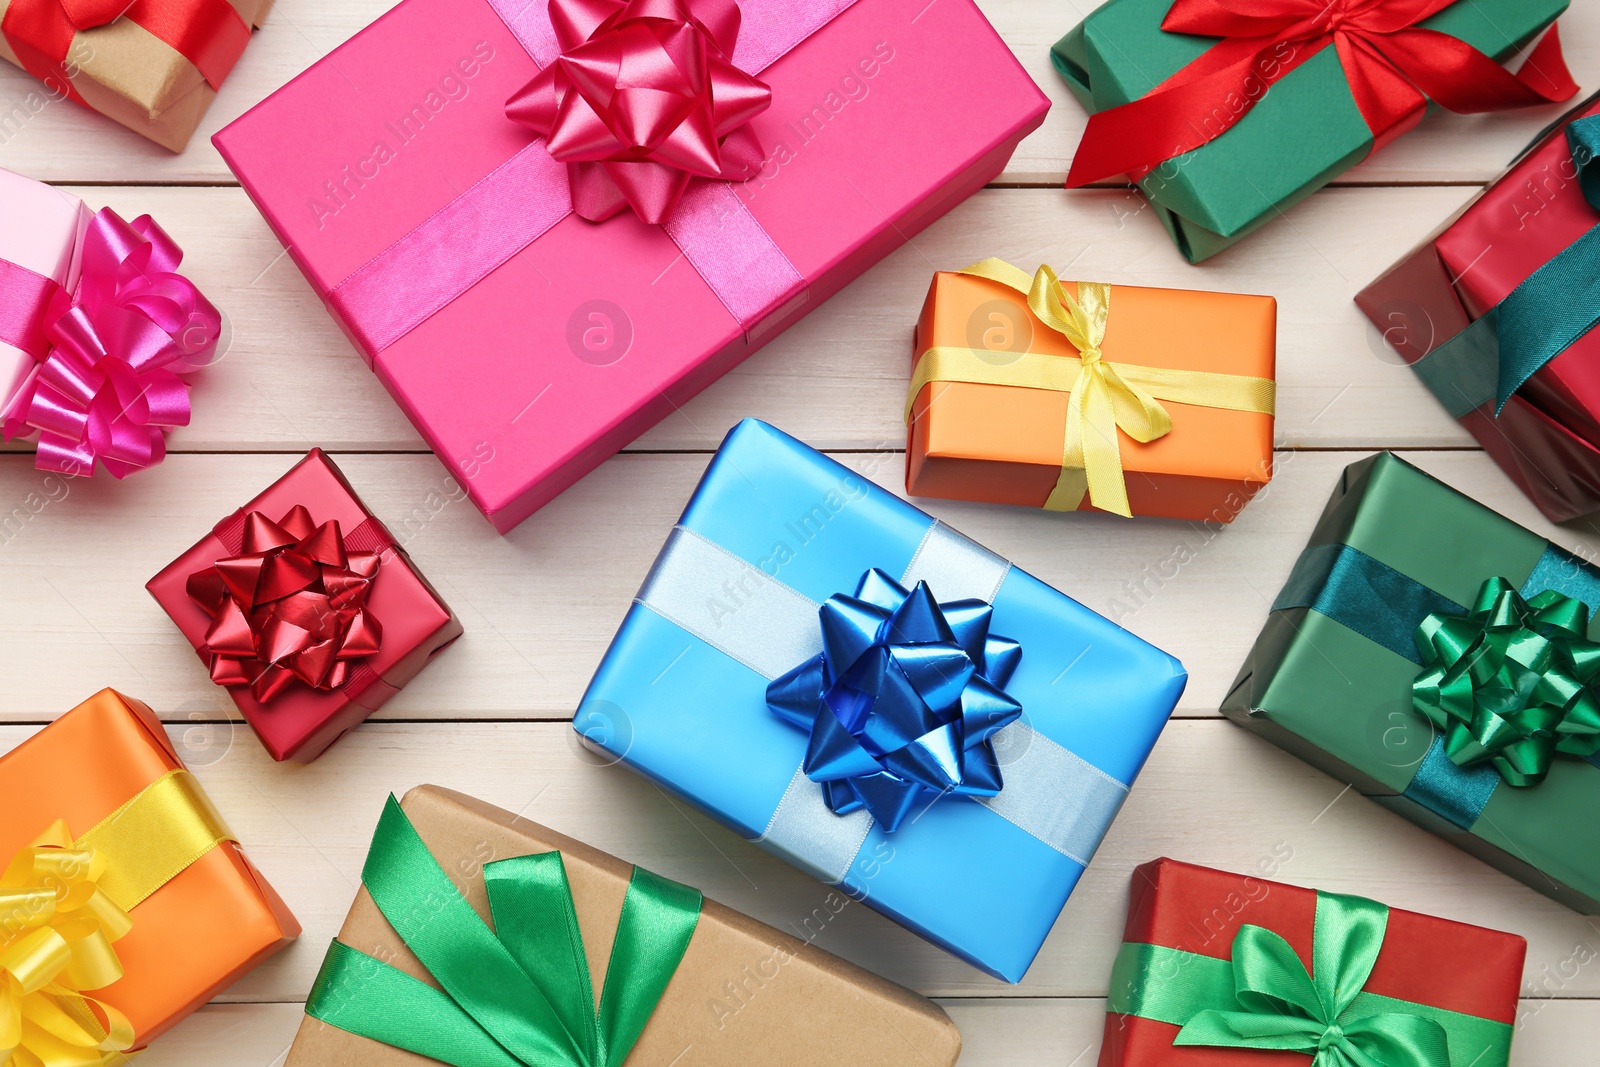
(1100, 858), (1525, 1067)
(147, 449), (462, 762)
(1357, 93), (1600, 523)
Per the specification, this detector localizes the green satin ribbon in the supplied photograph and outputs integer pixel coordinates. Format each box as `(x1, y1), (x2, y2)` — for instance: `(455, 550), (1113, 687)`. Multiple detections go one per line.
(1109, 891), (1513, 1067)
(304, 796), (702, 1067)
(1413, 577), (1600, 788)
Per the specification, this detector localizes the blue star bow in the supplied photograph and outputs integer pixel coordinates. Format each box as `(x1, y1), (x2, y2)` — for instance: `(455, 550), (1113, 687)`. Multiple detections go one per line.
(765, 569), (1024, 831)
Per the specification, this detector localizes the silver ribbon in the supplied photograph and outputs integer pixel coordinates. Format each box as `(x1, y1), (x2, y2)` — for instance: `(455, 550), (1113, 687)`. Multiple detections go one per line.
(636, 519), (1129, 883)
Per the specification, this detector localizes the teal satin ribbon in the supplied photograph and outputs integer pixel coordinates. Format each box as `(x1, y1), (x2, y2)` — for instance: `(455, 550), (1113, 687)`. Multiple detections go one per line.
(1110, 891), (1512, 1067)
(1411, 115), (1600, 417)
(1273, 541), (1600, 828)
(304, 796), (702, 1067)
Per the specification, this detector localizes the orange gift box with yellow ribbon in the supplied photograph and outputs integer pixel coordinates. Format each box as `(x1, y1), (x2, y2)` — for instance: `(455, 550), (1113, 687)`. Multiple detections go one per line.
(0, 689), (298, 1063)
(906, 260), (1277, 522)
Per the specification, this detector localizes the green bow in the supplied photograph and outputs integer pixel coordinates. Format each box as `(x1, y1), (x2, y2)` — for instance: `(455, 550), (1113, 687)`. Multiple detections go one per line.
(304, 796), (702, 1067)
(1413, 577), (1600, 787)
(1108, 890), (1513, 1067)
(1173, 894), (1447, 1067)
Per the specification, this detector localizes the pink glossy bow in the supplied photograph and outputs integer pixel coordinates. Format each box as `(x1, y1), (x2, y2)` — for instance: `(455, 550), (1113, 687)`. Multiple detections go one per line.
(1, 209), (219, 477)
(506, 0), (772, 224)
(185, 506), (384, 704)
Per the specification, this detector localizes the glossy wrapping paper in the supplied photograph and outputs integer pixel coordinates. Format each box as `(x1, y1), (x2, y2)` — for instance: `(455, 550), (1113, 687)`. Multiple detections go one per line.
(0, 689), (299, 1050)
(1357, 94), (1600, 523)
(146, 449), (462, 763)
(577, 419), (1188, 982)
(284, 786), (962, 1066)
(1224, 452), (1600, 913)
(0, 0), (273, 151)
(212, 0), (1049, 533)
(1100, 858), (1524, 1067)
(1051, 0), (1568, 263)
(0, 167), (88, 420)
(907, 270), (1276, 520)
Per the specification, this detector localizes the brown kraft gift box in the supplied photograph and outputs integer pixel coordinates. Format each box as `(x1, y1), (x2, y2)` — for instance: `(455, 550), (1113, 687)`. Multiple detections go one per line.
(0, 0), (273, 151)
(286, 786), (963, 1067)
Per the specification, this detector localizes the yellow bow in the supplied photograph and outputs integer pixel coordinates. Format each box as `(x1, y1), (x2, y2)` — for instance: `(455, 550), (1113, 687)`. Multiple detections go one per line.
(1, 823), (136, 1067)
(906, 259), (1276, 517)
(1, 769), (236, 1067)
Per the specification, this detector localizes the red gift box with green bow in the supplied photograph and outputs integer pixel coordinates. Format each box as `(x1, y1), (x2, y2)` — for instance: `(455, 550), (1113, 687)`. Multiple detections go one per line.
(1102, 858), (1525, 1067)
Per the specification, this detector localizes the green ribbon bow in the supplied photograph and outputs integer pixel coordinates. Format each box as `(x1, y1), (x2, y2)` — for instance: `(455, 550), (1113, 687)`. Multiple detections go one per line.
(1173, 894), (1446, 1067)
(304, 796), (702, 1067)
(1413, 577), (1600, 787)
(1109, 891), (1514, 1067)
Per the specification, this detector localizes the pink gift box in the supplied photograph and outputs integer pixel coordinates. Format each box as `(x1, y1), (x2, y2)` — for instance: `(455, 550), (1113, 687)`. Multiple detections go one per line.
(0, 168), (90, 415)
(214, 0), (1048, 532)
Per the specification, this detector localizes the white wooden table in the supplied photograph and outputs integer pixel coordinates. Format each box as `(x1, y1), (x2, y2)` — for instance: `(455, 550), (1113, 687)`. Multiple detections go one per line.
(4, 2), (1600, 1063)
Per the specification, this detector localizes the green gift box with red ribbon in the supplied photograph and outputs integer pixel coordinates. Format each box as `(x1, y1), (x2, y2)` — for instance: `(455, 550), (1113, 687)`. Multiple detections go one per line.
(1052, 0), (1574, 262)
(1225, 451), (1600, 913)
(1101, 857), (1525, 1067)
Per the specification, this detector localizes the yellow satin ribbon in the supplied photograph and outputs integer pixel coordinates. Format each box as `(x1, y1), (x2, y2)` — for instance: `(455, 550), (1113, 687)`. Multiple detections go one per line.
(1, 771), (235, 1067)
(905, 259), (1276, 517)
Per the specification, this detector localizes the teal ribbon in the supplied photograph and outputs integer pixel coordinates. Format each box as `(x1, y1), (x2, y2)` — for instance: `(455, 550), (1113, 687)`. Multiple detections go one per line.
(1273, 541), (1600, 828)
(304, 796), (702, 1067)
(1411, 115), (1600, 417)
(1111, 891), (1513, 1067)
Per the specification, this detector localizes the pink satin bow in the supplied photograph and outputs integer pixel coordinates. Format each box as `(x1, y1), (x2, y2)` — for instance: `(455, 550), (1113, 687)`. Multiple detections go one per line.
(1, 209), (219, 477)
(185, 506), (384, 704)
(506, 0), (772, 224)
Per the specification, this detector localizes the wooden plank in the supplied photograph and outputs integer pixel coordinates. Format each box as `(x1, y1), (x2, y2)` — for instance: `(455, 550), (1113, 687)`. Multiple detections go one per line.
(132, 998), (1600, 1066)
(1, 0), (1594, 187)
(1, 449), (1593, 722)
(0, 184), (1479, 455)
(0, 448), (1559, 719)
(10, 719), (1600, 1004)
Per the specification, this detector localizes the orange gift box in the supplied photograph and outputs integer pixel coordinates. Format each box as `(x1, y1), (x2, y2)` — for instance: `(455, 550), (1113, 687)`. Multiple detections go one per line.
(0, 689), (298, 1055)
(906, 266), (1277, 522)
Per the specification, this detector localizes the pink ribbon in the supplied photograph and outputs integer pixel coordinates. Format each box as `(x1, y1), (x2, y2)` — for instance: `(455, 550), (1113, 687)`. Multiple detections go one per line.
(505, 0), (772, 224)
(1, 209), (219, 478)
(329, 0), (852, 357)
(0, 258), (60, 360)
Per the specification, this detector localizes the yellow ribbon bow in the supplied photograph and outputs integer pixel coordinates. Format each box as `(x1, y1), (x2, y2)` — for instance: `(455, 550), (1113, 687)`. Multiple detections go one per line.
(1, 824), (136, 1067)
(1, 769), (237, 1067)
(906, 259), (1277, 517)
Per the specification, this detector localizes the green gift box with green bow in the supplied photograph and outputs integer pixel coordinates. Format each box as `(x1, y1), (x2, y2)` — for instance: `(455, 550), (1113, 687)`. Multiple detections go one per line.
(285, 786), (963, 1067)
(1101, 857), (1525, 1067)
(1224, 451), (1600, 913)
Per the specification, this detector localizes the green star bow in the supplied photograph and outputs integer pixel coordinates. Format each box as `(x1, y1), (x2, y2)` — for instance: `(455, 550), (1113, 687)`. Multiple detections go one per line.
(1413, 577), (1600, 787)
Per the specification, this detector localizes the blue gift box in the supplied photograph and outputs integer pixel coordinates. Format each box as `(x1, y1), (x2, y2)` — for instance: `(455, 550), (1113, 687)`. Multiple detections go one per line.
(576, 420), (1187, 981)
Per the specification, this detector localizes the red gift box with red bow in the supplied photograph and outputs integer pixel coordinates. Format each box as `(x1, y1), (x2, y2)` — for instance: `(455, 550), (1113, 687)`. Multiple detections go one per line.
(146, 449), (462, 762)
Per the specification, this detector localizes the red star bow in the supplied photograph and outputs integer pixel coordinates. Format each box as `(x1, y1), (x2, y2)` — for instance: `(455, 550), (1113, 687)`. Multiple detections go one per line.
(185, 506), (384, 703)
(506, 0), (772, 224)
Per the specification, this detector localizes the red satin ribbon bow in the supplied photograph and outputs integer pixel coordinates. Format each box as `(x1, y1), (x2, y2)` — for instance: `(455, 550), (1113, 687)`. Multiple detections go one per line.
(2, 209), (220, 478)
(1066, 0), (1578, 188)
(2, 0), (252, 105)
(185, 507), (385, 704)
(505, 0), (772, 224)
